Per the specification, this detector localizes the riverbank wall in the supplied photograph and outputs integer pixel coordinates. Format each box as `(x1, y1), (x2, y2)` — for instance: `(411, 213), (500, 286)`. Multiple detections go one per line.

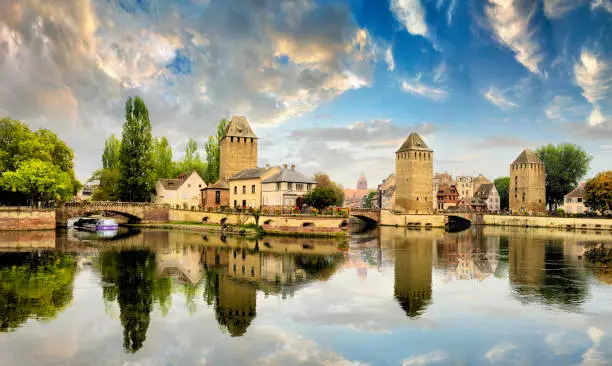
(379, 211), (446, 228)
(0, 207), (56, 231)
(481, 215), (612, 231)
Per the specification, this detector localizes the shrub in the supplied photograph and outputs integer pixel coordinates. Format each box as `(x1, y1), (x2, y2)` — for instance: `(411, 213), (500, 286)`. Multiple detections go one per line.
(584, 245), (612, 265)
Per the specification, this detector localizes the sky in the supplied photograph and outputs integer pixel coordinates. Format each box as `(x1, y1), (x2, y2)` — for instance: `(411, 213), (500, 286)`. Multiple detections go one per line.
(0, 0), (611, 188)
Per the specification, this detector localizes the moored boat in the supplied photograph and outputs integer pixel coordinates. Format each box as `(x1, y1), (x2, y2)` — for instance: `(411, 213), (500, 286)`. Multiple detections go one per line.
(73, 218), (119, 231)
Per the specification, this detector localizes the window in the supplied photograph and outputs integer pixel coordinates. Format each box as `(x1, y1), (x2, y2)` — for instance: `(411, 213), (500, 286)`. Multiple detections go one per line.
(276, 182), (281, 191)
(215, 191), (221, 204)
(263, 196), (268, 205)
(199, 184), (202, 188)
(296, 183), (303, 191)
(231, 137), (234, 142)
(188, 184), (191, 188)
(288, 183), (293, 191)
(242, 185), (246, 194)
(578, 206), (583, 213)
(307, 184), (311, 191)
(234, 186), (237, 194)
(233, 200), (237, 207)
(522, 192), (526, 203)
(251, 185), (256, 193)
(242, 200), (247, 208)
(578, 198), (583, 203)
(183, 192), (188, 199)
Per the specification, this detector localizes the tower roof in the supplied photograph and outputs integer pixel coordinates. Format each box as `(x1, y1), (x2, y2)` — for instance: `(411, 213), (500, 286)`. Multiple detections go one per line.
(512, 149), (543, 165)
(224, 116), (257, 139)
(396, 133), (432, 153)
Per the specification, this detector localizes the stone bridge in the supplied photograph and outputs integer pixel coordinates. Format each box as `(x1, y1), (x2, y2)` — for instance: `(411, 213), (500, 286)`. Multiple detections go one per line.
(56, 202), (169, 227)
(350, 209), (381, 225)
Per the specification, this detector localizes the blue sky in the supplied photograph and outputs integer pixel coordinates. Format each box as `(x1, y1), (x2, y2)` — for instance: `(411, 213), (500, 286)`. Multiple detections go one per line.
(0, 0), (610, 187)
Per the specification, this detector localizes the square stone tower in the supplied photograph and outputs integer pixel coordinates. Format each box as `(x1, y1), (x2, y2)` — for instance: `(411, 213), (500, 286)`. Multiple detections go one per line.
(219, 116), (258, 180)
(509, 149), (546, 214)
(394, 133), (434, 214)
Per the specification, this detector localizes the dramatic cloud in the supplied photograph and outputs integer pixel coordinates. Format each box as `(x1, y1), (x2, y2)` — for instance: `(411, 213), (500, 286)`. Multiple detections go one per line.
(543, 0), (588, 18)
(592, 0), (612, 12)
(574, 49), (612, 126)
(401, 75), (448, 101)
(390, 0), (429, 39)
(0, 0), (376, 178)
(485, 0), (544, 74)
(545, 95), (589, 121)
(385, 46), (396, 71)
(402, 351), (448, 365)
(483, 87), (520, 109)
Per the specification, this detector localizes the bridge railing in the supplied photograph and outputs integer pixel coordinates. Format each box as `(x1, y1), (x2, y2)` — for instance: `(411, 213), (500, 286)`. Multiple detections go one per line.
(62, 201), (167, 208)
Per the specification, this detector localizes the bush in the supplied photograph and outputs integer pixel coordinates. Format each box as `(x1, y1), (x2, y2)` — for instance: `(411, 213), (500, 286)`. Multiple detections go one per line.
(555, 208), (565, 217)
(584, 245), (612, 265)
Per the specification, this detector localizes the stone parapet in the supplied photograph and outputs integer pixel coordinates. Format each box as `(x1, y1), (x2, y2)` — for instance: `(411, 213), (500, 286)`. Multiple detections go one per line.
(0, 207), (56, 231)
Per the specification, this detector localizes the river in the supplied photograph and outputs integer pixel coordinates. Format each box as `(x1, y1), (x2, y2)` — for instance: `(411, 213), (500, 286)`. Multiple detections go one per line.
(1, 227), (612, 365)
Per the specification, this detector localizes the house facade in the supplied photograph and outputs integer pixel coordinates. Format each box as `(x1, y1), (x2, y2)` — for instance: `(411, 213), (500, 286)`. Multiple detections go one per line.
(228, 166), (281, 209)
(563, 183), (588, 214)
(475, 183), (501, 213)
(436, 184), (459, 211)
(456, 176), (474, 199)
(153, 170), (206, 209)
(261, 165), (316, 209)
(201, 179), (230, 210)
(377, 174), (396, 210)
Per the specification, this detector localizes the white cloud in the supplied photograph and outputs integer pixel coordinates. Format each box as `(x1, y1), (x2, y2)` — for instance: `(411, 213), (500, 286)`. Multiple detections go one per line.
(588, 107), (606, 126)
(385, 47), (395, 71)
(574, 49), (612, 127)
(485, 0), (544, 74)
(390, 0), (429, 39)
(544, 0), (588, 18)
(580, 327), (607, 366)
(483, 87), (519, 109)
(545, 95), (588, 121)
(402, 351), (448, 365)
(433, 62), (446, 84)
(592, 0), (612, 12)
(401, 75), (448, 101)
(484, 342), (517, 363)
(446, 0), (457, 26)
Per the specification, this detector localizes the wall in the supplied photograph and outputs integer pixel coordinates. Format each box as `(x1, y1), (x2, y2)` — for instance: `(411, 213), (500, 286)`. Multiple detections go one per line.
(153, 172), (205, 209)
(169, 209), (253, 225)
(202, 188), (230, 209)
(261, 181), (313, 208)
(482, 215), (612, 231)
(220, 136), (258, 180)
(0, 208), (56, 231)
(380, 210), (445, 228)
(509, 163), (546, 214)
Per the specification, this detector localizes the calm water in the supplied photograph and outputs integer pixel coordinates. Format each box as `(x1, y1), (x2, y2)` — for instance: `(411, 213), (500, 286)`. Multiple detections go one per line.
(1, 227), (612, 366)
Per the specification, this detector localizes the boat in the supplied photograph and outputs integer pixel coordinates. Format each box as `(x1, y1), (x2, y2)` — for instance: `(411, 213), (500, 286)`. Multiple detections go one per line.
(73, 218), (119, 231)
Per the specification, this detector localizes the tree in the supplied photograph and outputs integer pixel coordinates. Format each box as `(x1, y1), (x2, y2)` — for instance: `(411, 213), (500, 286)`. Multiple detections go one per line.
(304, 187), (337, 210)
(313, 173), (345, 206)
(204, 119), (228, 184)
(363, 191), (377, 208)
(493, 177), (510, 211)
(584, 171), (612, 214)
(102, 134), (121, 170)
(118, 96), (154, 202)
(91, 168), (121, 201)
(1, 159), (75, 205)
(536, 144), (592, 209)
(152, 137), (174, 180)
(178, 138), (207, 179)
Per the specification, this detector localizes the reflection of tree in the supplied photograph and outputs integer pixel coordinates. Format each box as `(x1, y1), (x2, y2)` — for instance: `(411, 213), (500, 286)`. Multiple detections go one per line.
(394, 238), (433, 318)
(509, 239), (588, 311)
(0, 252), (76, 332)
(99, 249), (172, 353)
(294, 254), (344, 281)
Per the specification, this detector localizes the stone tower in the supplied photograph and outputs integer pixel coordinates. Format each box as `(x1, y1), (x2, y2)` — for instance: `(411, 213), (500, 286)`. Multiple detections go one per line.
(509, 149), (546, 213)
(394, 132), (434, 214)
(219, 116), (258, 180)
(357, 172), (368, 189)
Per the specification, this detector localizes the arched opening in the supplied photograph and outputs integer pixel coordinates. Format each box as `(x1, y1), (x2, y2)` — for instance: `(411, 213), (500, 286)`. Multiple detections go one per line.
(202, 216), (209, 223)
(302, 222), (315, 227)
(263, 219), (274, 225)
(339, 220), (349, 230)
(220, 218), (227, 227)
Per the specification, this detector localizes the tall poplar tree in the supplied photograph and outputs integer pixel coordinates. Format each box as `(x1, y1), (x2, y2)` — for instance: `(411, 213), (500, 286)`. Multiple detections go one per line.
(102, 134), (121, 170)
(152, 137), (173, 180)
(118, 97), (154, 202)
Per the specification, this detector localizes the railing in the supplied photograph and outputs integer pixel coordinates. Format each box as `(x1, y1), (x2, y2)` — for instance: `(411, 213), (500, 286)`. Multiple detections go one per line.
(171, 206), (351, 218)
(62, 201), (166, 208)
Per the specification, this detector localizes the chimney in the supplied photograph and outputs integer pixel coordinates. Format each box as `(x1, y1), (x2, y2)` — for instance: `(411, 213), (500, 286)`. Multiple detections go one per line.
(291, 164), (295, 170)
(283, 164), (288, 169)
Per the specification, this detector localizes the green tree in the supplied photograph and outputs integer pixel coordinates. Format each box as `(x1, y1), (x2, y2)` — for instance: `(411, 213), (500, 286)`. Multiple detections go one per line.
(493, 176), (510, 211)
(102, 134), (121, 170)
(363, 191), (377, 208)
(91, 168), (121, 201)
(536, 144), (592, 209)
(1, 159), (75, 205)
(204, 119), (228, 184)
(118, 96), (154, 202)
(313, 173), (344, 206)
(0, 117), (31, 173)
(304, 187), (338, 210)
(179, 138), (207, 179)
(584, 171), (612, 213)
(152, 137), (174, 180)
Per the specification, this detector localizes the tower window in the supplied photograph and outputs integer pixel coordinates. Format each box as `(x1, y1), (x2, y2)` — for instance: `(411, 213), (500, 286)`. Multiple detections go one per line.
(244, 137), (247, 142)
(234, 186), (237, 194)
(251, 138), (254, 143)
(242, 185), (246, 194)
(231, 137), (234, 142)
(251, 185), (255, 193)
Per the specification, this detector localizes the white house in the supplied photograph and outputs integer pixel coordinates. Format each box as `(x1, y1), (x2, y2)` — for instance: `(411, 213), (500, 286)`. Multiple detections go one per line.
(475, 183), (501, 213)
(152, 170), (206, 209)
(261, 165), (316, 208)
(563, 183), (588, 214)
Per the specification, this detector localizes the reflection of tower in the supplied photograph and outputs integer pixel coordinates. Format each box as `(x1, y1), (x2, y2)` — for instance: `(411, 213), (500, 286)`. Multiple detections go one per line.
(357, 173), (368, 189)
(216, 276), (257, 337)
(393, 236), (433, 318)
(509, 237), (545, 297)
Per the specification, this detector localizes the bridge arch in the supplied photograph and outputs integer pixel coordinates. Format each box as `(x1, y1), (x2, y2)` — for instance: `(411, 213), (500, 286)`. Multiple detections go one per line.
(57, 202), (168, 227)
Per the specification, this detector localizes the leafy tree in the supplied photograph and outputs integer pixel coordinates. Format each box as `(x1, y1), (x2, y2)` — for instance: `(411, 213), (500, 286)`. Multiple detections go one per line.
(313, 173), (344, 206)
(536, 144), (592, 209)
(91, 168), (121, 201)
(0, 117), (31, 173)
(204, 119), (228, 184)
(152, 137), (174, 180)
(1, 159), (75, 204)
(177, 138), (207, 179)
(118, 96), (154, 202)
(102, 134), (121, 170)
(493, 176), (510, 210)
(304, 187), (338, 210)
(363, 191), (377, 208)
(584, 171), (612, 213)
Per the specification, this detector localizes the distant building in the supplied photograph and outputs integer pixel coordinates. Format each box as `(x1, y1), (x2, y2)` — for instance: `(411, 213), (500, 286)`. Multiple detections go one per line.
(475, 183), (501, 213)
(509, 149), (546, 214)
(201, 179), (229, 210)
(76, 180), (99, 201)
(563, 183), (588, 214)
(473, 175), (491, 195)
(153, 170), (206, 209)
(436, 184), (459, 211)
(433, 172), (456, 211)
(456, 176), (474, 199)
(394, 133), (434, 214)
(261, 164), (316, 209)
(377, 174), (396, 210)
(356, 173), (368, 190)
(228, 166), (281, 209)
(456, 196), (488, 213)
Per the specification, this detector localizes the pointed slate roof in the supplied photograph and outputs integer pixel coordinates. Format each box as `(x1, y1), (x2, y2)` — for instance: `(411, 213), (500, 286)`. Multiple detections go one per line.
(475, 183), (496, 199)
(223, 116), (257, 139)
(564, 183), (585, 198)
(396, 133), (432, 153)
(512, 149), (544, 165)
(261, 167), (316, 184)
(228, 167), (274, 181)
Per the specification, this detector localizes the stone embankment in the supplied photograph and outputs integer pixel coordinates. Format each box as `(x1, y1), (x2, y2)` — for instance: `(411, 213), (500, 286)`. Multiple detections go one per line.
(0, 207), (56, 231)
